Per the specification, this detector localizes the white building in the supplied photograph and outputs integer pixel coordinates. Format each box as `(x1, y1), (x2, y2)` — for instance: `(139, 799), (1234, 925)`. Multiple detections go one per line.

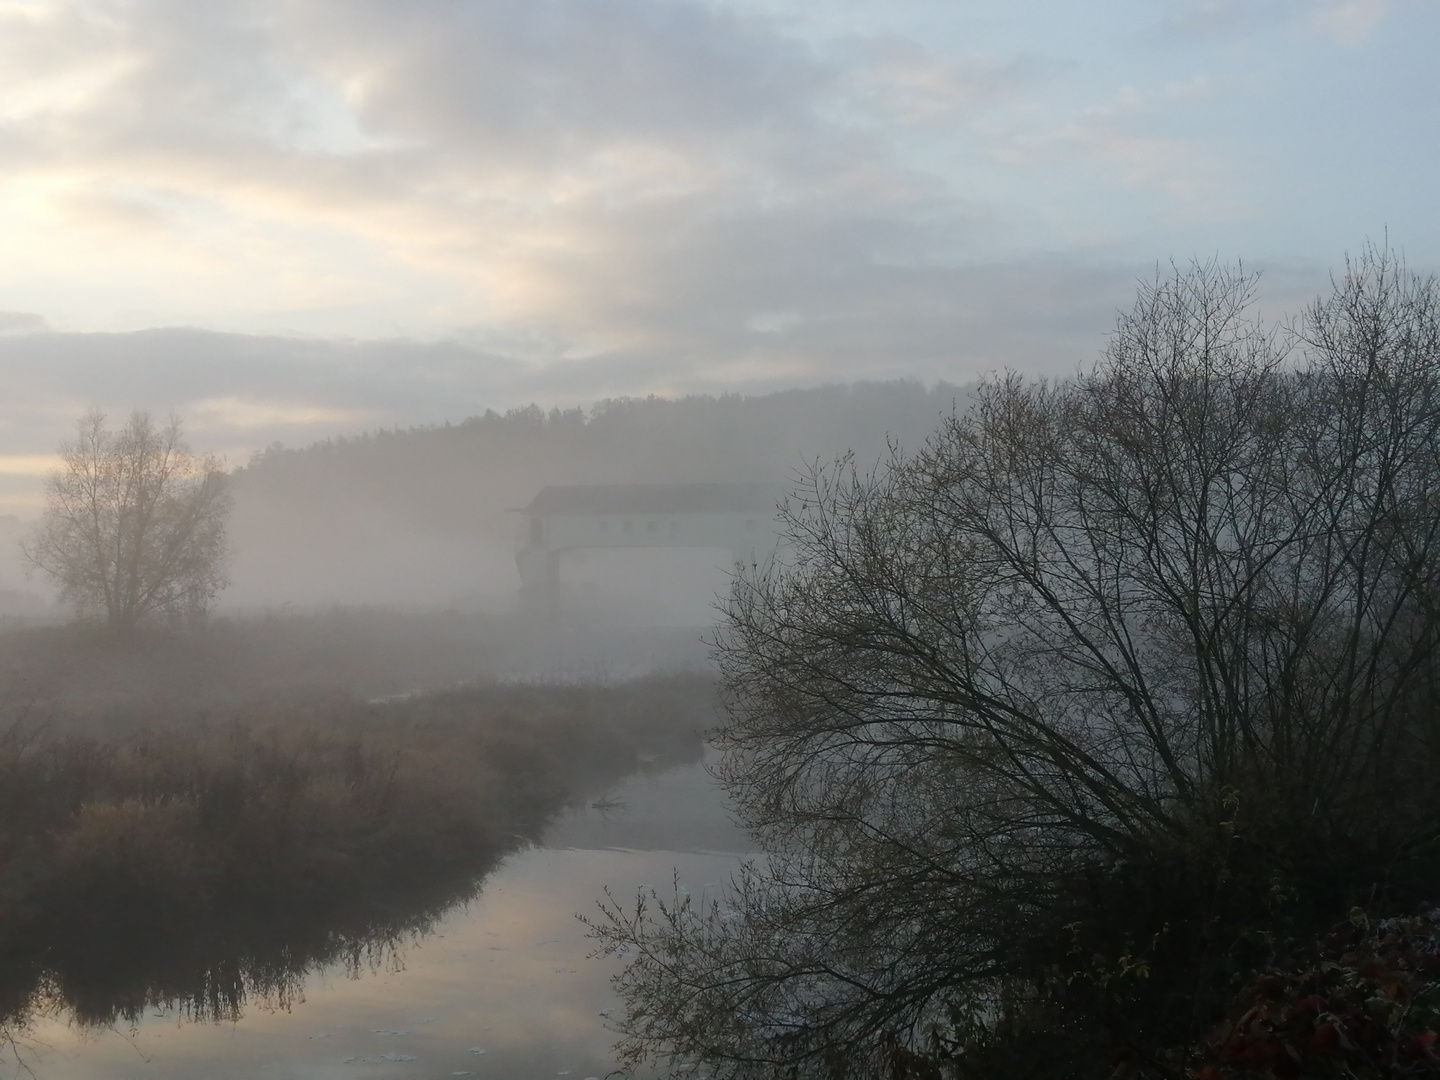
(513, 483), (782, 619)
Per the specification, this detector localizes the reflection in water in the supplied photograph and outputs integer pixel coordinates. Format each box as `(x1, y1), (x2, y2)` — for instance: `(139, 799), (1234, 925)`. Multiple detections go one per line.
(3, 756), (747, 1079)
(3, 854), (494, 1030)
(0, 672), (716, 1065)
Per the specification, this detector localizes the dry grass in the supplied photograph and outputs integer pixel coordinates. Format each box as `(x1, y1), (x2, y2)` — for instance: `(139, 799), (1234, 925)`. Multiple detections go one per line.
(0, 671), (712, 1030)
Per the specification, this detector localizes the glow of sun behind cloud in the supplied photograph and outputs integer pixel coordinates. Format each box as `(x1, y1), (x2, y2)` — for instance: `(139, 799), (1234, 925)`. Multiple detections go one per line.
(0, 0), (1431, 488)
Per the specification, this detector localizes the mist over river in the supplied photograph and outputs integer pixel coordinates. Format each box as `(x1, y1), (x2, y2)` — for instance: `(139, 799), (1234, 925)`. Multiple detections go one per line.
(9, 752), (744, 1080)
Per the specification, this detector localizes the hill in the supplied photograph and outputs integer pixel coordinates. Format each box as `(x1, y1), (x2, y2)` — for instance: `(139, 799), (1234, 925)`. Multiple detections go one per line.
(224, 381), (968, 611)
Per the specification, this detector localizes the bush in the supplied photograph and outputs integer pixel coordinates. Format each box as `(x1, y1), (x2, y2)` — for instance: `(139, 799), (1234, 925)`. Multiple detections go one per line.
(591, 247), (1440, 1079)
(1194, 907), (1440, 1079)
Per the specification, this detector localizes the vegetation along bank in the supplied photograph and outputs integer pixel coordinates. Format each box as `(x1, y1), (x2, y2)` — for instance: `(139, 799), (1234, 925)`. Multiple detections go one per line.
(0, 670), (711, 1031)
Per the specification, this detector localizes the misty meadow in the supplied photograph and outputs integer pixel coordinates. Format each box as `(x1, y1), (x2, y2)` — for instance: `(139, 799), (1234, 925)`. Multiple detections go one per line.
(3, 250), (1440, 1080)
(0, 2), (1437, 1079)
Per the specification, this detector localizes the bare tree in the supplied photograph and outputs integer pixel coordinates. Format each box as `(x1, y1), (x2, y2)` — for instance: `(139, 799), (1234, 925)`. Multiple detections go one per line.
(23, 411), (231, 632)
(591, 248), (1440, 1079)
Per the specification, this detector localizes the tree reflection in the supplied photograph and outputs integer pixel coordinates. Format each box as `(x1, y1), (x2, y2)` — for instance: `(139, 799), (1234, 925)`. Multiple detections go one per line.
(0, 669), (710, 1047)
(0, 808), (507, 1045)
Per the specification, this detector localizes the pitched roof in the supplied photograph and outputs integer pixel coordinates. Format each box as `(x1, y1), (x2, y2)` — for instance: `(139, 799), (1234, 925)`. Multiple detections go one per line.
(518, 483), (779, 516)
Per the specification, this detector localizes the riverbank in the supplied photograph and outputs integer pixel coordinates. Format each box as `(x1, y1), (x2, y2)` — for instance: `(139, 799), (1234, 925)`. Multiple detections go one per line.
(0, 672), (712, 1034)
(10, 776), (747, 1080)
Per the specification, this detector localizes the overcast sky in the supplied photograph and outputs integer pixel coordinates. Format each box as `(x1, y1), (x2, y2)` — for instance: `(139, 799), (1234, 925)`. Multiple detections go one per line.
(0, 0), (1436, 513)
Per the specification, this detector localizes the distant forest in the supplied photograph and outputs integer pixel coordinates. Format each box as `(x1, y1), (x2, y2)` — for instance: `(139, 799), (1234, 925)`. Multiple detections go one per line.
(224, 381), (970, 609)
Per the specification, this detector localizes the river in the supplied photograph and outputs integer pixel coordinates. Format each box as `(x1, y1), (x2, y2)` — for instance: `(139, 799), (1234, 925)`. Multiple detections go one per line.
(9, 755), (748, 1080)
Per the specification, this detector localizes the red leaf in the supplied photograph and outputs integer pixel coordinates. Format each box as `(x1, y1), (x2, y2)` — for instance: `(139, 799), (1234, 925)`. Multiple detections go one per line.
(1306, 1022), (1340, 1056)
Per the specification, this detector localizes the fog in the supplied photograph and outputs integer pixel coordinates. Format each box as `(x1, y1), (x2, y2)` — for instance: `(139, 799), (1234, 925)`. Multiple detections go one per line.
(219, 381), (969, 622)
(0, 381), (972, 1077)
(1, 0), (1434, 1072)
(0, 516), (43, 618)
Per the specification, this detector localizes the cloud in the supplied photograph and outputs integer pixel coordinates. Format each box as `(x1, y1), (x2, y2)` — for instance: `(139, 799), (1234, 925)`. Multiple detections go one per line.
(0, 0), (1275, 365)
(0, 454), (63, 477)
(845, 36), (1041, 127)
(1059, 127), (1224, 206)
(0, 0), (1093, 371)
(0, 0), (868, 341)
(0, 252), (1153, 466)
(187, 396), (378, 430)
(1152, 1), (1258, 40)
(1306, 0), (1393, 45)
(1153, 0), (1395, 44)
(1164, 74), (1218, 100)
(317, 0), (828, 155)
(0, 310), (50, 334)
(0, 0), (1426, 507)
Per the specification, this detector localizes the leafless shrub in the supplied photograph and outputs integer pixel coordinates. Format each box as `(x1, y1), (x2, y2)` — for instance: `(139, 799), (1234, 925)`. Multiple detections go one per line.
(592, 247), (1440, 1079)
(22, 411), (230, 633)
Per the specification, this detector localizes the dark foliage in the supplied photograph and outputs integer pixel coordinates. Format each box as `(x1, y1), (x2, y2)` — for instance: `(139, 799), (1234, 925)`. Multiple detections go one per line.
(1194, 907), (1440, 1079)
(590, 247), (1440, 1079)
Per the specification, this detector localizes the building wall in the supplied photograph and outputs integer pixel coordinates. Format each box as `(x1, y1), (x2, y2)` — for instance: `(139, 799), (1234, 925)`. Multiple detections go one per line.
(513, 510), (783, 602)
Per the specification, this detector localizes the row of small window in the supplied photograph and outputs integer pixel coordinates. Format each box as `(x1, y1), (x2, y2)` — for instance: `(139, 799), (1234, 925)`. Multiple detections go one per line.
(596, 518), (674, 533)
(530, 517), (760, 542)
(591, 518), (761, 534)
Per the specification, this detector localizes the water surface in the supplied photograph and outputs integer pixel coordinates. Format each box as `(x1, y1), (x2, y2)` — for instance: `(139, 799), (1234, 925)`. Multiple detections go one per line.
(9, 758), (747, 1080)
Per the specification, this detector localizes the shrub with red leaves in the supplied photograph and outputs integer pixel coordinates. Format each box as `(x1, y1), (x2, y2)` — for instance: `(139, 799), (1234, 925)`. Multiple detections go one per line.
(1193, 909), (1440, 1079)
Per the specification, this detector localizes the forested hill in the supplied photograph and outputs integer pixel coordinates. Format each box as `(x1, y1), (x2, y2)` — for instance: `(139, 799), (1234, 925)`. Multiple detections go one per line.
(224, 381), (968, 609)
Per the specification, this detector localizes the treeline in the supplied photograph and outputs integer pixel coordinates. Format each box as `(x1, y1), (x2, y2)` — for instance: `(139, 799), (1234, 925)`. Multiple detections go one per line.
(0, 671), (712, 1031)
(223, 382), (967, 607)
(242, 381), (965, 505)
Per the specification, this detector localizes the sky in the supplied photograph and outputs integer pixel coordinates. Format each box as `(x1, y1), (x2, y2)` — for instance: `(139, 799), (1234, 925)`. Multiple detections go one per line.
(0, 0), (1436, 514)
